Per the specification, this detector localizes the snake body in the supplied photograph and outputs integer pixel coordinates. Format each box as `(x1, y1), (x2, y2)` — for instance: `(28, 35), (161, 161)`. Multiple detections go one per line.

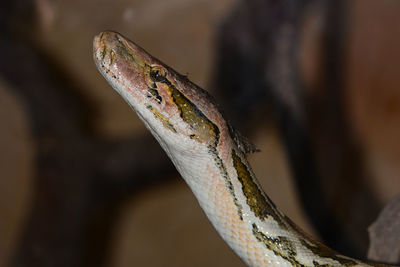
(93, 31), (393, 267)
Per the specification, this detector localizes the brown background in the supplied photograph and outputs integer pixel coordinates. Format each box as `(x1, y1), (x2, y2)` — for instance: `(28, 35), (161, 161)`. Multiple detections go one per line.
(1, 0), (400, 266)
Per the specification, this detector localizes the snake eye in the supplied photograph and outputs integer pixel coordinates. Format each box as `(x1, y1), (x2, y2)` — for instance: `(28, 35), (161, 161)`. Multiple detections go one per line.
(150, 66), (166, 82)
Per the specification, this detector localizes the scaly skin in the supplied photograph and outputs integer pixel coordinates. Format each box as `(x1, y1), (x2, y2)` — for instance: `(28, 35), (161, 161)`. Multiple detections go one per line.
(93, 31), (395, 267)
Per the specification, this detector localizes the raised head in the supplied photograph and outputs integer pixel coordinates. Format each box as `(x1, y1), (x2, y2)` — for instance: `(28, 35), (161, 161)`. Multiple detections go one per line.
(93, 31), (229, 154)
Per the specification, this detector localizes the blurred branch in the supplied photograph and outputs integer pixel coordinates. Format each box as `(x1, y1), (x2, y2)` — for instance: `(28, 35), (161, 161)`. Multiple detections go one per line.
(1, 2), (175, 267)
(213, 0), (383, 258)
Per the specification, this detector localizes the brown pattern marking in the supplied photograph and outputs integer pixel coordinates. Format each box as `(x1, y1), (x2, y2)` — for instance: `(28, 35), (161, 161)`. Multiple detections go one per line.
(146, 105), (176, 133)
(252, 224), (302, 266)
(232, 149), (285, 227)
(300, 239), (357, 267)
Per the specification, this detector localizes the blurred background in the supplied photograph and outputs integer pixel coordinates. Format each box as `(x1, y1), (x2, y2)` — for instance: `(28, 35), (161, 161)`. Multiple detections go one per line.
(1, 0), (400, 266)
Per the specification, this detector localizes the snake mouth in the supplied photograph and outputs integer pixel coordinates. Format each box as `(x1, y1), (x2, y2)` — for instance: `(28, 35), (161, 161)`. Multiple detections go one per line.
(93, 31), (165, 112)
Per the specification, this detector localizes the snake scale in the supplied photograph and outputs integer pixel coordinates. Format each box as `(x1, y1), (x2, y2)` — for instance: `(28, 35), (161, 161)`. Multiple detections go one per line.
(93, 31), (395, 267)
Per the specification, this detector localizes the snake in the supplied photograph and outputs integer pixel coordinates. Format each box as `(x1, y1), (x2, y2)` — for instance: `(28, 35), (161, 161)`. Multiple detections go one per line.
(93, 31), (395, 267)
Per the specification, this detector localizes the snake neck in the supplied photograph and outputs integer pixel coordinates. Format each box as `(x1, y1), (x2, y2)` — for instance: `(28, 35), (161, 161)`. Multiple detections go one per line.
(171, 137), (381, 267)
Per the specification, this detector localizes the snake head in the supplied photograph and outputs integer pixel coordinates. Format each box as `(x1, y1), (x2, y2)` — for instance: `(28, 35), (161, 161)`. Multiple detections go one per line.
(93, 31), (227, 154)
